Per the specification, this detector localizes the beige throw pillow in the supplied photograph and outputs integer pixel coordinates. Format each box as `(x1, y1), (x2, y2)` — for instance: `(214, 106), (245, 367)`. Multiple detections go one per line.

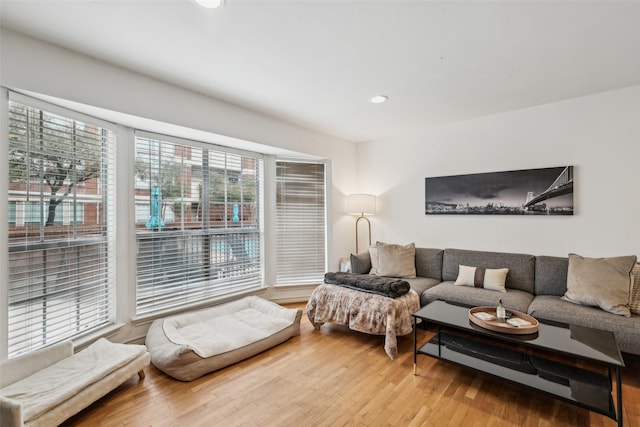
(454, 265), (509, 292)
(368, 246), (379, 275)
(630, 263), (640, 316)
(562, 253), (637, 317)
(370, 241), (416, 278)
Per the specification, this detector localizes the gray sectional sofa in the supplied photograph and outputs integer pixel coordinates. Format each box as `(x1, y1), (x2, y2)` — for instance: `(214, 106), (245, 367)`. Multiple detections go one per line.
(350, 247), (640, 356)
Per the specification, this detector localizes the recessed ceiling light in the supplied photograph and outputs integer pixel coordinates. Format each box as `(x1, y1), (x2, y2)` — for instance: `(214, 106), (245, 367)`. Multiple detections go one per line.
(194, 0), (224, 9)
(370, 95), (388, 104)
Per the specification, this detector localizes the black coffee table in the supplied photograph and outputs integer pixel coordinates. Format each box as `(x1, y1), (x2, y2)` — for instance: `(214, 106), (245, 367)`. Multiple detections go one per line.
(413, 300), (625, 426)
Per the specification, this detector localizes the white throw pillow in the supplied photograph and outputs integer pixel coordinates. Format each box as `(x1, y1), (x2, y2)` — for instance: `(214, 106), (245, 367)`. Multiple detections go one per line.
(454, 265), (509, 292)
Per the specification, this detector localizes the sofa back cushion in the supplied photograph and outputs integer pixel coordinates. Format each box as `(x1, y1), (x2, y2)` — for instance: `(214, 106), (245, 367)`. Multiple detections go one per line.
(534, 256), (568, 296)
(442, 248), (535, 293)
(415, 248), (444, 280)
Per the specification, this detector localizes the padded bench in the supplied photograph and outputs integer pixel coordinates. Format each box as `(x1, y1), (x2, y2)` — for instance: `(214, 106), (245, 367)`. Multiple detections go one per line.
(0, 338), (150, 427)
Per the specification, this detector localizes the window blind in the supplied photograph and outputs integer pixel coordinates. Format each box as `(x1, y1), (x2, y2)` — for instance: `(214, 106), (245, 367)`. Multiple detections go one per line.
(134, 134), (263, 315)
(7, 98), (116, 358)
(275, 160), (326, 285)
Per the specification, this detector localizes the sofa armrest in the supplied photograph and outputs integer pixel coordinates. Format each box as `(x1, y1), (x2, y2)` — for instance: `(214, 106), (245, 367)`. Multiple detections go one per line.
(0, 395), (23, 427)
(0, 340), (73, 388)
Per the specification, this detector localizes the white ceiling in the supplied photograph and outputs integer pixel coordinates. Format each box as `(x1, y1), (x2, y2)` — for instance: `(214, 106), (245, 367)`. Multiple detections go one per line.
(2, 0), (640, 142)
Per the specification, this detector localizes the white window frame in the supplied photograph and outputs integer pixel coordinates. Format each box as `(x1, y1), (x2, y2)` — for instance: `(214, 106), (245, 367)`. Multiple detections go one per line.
(0, 88), (331, 360)
(5, 92), (117, 358)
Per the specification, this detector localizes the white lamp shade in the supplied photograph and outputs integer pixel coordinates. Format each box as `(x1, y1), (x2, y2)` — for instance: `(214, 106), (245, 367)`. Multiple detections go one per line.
(347, 194), (376, 215)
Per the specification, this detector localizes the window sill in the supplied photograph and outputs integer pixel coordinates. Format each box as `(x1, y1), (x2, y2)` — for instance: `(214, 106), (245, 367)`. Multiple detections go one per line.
(71, 322), (127, 352)
(130, 287), (270, 326)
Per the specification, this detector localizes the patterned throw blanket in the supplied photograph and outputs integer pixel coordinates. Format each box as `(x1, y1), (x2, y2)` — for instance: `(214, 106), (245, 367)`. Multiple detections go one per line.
(306, 283), (420, 359)
(323, 272), (411, 298)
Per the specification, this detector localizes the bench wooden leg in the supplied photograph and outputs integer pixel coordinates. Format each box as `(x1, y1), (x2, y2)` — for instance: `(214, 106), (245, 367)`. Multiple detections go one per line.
(138, 370), (146, 379)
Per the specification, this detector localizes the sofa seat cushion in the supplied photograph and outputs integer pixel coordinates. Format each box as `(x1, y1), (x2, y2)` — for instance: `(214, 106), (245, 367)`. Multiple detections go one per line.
(528, 295), (640, 355)
(405, 277), (440, 303)
(422, 282), (534, 313)
(0, 338), (147, 424)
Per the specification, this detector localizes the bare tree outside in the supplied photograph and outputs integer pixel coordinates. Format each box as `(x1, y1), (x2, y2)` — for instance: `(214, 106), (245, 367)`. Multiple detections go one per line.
(7, 100), (115, 357)
(9, 103), (102, 226)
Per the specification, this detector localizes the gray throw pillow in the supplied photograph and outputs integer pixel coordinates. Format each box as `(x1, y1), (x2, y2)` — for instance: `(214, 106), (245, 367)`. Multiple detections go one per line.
(562, 253), (637, 317)
(350, 252), (372, 274)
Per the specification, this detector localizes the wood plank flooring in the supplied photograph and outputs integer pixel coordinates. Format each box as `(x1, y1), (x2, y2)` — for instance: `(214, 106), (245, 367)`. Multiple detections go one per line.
(63, 303), (640, 427)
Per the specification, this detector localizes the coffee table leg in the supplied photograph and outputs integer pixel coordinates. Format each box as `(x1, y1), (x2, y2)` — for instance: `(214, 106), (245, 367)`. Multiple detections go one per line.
(616, 367), (623, 427)
(413, 316), (417, 375)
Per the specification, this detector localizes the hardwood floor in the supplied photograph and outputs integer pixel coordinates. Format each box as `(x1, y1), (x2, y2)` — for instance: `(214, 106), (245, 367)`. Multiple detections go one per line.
(63, 303), (640, 427)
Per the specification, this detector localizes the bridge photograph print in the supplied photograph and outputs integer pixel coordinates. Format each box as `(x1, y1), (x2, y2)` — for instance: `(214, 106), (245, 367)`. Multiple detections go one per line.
(425, 166), (574, 215)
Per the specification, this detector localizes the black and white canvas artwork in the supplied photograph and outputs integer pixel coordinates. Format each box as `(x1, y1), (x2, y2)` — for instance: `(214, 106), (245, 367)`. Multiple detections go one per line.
(425, 166), (573, 215)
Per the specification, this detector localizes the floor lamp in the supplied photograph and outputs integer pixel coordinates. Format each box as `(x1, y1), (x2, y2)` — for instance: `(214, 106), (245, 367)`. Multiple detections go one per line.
(347, 194), (376, 253)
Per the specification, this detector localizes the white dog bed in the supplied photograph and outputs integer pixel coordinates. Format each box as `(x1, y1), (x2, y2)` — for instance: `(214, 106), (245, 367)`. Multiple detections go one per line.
(145, 296), (302, 381)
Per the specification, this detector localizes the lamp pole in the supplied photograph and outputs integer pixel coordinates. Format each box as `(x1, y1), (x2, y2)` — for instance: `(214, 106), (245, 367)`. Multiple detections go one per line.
(347, 193), (376, 253)
(355, 212), (371, 253)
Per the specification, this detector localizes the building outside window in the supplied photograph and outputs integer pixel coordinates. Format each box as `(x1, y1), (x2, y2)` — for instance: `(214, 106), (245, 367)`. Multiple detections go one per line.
(6, 97), (116, 358)
(134, 134), (264, 315)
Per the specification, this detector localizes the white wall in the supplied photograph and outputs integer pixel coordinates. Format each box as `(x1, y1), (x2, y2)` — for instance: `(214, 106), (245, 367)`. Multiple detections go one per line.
(3, 27), (639, 262)
(0, 28), (358, 272)
(0, 28), (360, 349)
(357, 86), (640, 258)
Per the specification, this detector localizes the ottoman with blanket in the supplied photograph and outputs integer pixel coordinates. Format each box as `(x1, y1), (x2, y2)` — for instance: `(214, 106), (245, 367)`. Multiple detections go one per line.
(145, 296), (302, 381)
(306, 272), (420, 360)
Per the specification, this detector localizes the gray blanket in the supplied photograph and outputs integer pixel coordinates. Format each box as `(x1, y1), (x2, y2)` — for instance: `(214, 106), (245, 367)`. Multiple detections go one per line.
(324, 272), (410, 298)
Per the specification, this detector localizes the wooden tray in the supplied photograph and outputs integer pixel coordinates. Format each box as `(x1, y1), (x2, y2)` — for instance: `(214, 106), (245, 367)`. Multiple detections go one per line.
(468, 306), (539, 335)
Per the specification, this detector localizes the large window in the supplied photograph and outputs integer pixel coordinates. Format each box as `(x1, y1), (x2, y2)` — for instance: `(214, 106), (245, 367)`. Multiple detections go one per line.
(3, 92), (329, 359)
(7, 98), (116, 358)
(275, 160), (326, 285)
(134, 134), (263, 314)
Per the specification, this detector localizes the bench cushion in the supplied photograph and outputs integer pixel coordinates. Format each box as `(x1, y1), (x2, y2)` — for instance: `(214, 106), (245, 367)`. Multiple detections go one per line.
(0, 339), (147, 424)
